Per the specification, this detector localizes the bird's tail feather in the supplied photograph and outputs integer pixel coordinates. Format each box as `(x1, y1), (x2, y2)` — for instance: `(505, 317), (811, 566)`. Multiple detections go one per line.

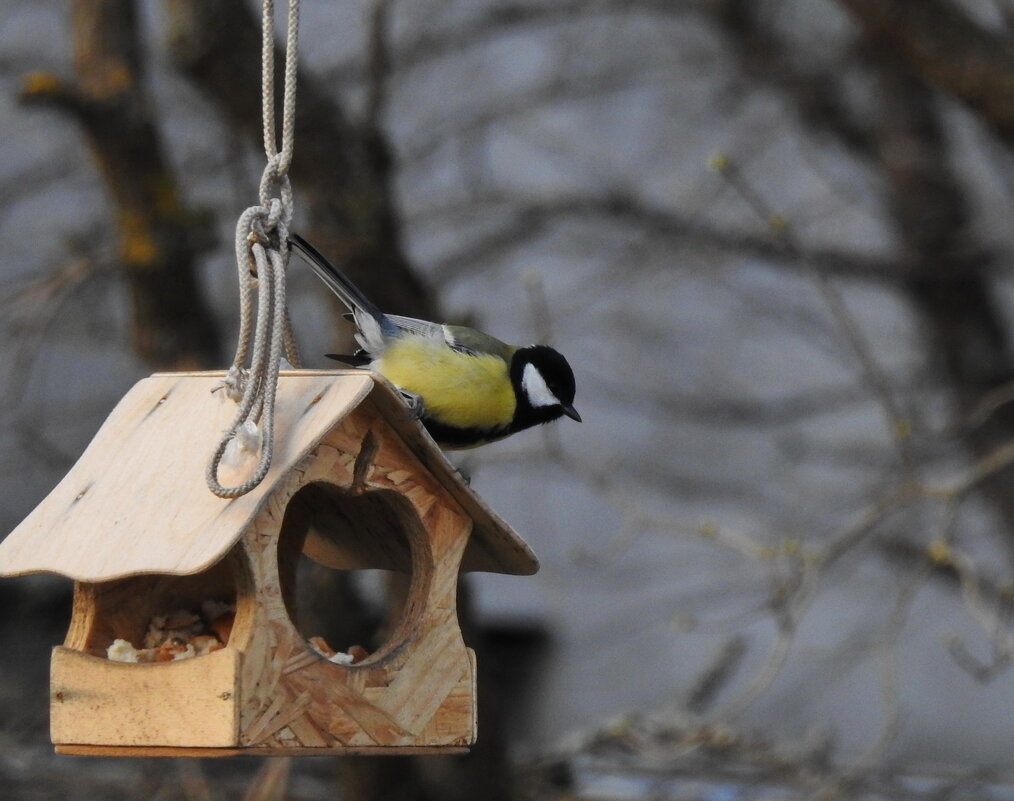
(289, 234), (383, 321)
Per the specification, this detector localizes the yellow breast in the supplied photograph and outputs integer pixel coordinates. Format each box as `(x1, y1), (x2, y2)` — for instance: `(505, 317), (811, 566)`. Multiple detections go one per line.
(375, 336), (516, 430)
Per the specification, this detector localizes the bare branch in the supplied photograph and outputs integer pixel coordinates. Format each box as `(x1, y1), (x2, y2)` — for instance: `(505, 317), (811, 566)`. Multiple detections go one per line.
(712, 157), (919, 477)
(717, 0), (876, 159)
(167, 0), (436, 321)
(328, 0), (711, 83)
(428, 193), (906, 284)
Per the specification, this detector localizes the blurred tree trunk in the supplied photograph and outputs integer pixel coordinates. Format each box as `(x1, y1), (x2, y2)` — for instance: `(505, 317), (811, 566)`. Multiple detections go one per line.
(22, 0), (221, 369)
(838, 0), (1014, 147)
(165, 0), (434, 322)
(872, 56), (1014, 558)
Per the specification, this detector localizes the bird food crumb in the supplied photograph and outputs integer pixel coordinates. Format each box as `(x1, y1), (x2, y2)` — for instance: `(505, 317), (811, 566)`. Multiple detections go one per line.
(308, 635), (367, 665)
(105, 601), (235, 663)
(106, 638), (140, 663)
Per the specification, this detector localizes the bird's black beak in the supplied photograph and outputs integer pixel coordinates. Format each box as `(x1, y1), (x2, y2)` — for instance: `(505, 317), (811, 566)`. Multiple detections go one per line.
(562, 403), (582, 422)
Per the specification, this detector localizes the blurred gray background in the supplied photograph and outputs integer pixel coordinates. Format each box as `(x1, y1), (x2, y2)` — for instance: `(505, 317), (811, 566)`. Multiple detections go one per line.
(3, 1), (1014, 799)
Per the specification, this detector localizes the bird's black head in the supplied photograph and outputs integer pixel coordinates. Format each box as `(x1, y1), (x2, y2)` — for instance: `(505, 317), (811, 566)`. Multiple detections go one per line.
(510, 345), (581, 428)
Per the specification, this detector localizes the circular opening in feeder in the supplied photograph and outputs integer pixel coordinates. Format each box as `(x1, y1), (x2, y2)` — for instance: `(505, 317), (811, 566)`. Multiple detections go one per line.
(278, 481), (433, 666)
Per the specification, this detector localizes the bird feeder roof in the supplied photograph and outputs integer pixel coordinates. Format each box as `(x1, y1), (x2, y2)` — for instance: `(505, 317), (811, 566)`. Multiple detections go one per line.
(0, 370), (538, 582)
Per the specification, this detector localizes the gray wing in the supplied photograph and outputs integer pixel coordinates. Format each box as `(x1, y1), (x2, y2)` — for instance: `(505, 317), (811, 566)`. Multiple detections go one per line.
(385, 314), (446, 340)
(442, 324), (516, 361)
(384, 315), (515, 360)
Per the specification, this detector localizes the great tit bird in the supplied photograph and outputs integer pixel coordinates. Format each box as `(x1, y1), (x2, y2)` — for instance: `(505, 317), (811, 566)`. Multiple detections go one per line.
(289, 234), (580, 449)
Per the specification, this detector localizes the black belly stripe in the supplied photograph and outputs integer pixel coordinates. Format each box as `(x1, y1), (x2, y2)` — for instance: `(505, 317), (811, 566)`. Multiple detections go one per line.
(420, 404), (564, 449)
(422, 417), (512, 448)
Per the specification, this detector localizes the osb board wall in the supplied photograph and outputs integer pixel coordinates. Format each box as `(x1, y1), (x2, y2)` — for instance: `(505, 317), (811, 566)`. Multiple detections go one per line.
(52, 401), (477, 752)
(233, 402), (477, 749)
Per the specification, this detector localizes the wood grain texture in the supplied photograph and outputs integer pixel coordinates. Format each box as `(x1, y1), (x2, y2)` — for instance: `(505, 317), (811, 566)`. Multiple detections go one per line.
(0, 371), (537, 581)
(228, 407), (479, 749)
(43, 375), (515, 751)
(0, 372), (372, 581)
(50, 646), (239, 747)
(54, 745), (469, 758)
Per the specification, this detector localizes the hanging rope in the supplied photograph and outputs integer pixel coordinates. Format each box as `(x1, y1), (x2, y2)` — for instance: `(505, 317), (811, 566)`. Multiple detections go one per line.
(207, 0), (302, 499)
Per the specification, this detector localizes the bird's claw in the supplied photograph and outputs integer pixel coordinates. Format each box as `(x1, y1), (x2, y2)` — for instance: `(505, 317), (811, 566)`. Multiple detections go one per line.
(399, 390), (425, 421)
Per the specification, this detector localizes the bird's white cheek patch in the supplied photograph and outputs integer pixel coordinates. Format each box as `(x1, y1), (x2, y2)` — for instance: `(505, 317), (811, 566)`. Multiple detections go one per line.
(522, 363), (560, 408)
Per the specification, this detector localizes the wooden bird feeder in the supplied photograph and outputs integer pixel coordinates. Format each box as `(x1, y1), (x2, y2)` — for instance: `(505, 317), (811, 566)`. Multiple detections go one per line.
(0, 370), (538, 757)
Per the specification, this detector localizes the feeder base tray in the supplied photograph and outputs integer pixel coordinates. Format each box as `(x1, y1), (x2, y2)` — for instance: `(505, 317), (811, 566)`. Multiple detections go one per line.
(55, 744), (470, 758)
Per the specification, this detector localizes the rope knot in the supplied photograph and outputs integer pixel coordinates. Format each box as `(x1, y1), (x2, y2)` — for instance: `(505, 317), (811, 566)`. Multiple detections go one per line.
(246, 197), (286, 258)
(207, 0), (301, 500)
(258, 157), (293, 222)
(213, 365), (248, 403)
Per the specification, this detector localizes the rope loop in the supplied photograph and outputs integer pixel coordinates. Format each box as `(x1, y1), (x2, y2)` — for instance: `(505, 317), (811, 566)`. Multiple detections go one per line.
(207, 0), (301, 499)
(258, 156), (293, 218)
(245, 195), (289, 270)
